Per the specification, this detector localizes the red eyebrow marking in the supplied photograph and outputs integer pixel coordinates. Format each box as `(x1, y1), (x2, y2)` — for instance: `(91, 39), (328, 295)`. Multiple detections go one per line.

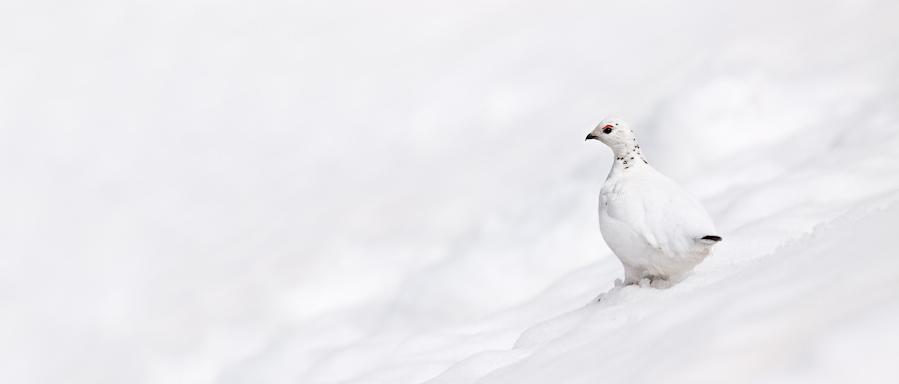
(604, 125), (613, 129)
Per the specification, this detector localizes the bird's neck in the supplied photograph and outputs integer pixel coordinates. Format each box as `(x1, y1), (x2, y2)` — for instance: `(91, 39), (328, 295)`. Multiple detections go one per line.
(610, 142), (650, 171)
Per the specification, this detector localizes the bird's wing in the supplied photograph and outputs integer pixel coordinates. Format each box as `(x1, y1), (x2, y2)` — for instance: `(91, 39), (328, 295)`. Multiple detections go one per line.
(636, 174), (718, 255)
(600, 180), (658, 254)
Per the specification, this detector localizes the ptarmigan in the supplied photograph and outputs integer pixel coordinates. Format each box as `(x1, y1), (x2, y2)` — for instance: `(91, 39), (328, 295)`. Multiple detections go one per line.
(586, 117), (721, 285)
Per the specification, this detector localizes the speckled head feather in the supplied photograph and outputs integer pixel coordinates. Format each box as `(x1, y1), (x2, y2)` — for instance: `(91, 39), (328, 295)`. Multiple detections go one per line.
(586, 117), (648, 165)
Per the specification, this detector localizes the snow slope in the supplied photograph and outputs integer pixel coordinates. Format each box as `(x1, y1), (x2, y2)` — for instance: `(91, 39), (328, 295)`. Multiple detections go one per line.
(2, 0), (899, 383)
(435, 199), (899, 384)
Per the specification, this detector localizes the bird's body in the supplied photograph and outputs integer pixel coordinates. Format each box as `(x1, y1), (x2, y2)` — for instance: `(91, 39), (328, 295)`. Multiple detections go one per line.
(587, 117), (720, 284)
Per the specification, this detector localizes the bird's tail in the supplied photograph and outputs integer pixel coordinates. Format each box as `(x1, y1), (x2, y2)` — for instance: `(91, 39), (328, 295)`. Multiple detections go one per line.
(698, 235), (722, 245)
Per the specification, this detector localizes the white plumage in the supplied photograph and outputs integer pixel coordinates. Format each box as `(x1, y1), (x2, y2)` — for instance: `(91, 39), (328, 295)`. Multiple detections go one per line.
(586, 117), (721, 285)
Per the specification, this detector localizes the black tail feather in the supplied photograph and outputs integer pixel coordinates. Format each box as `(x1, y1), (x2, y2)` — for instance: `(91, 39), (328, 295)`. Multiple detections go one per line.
(701, 235), (722, 242)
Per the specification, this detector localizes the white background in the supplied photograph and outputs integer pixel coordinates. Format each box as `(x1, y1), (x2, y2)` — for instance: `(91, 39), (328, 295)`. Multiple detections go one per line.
(2, 1), (898, 383)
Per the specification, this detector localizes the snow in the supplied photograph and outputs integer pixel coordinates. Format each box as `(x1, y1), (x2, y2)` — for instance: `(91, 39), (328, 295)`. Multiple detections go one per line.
(448, 199), (899, 384)
(2, 0), (899, 383)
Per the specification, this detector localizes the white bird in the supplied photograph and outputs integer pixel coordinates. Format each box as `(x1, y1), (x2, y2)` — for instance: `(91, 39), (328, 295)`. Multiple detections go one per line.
(586, 117), (721, 285)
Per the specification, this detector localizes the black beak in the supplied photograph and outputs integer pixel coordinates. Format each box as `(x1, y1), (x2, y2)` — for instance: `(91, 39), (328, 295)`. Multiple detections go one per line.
(585, 133), (598, 141)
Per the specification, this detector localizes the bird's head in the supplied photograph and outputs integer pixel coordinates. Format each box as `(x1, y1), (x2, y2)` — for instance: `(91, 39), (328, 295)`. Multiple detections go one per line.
(585, 116), (638, 153)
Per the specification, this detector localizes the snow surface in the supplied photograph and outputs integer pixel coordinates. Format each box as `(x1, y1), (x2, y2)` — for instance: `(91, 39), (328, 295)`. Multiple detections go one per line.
(2, 0), (899, 383)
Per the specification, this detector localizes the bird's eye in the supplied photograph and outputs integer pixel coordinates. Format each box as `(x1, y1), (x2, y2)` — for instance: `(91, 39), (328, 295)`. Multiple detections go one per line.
(602, 125), (613, 134)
